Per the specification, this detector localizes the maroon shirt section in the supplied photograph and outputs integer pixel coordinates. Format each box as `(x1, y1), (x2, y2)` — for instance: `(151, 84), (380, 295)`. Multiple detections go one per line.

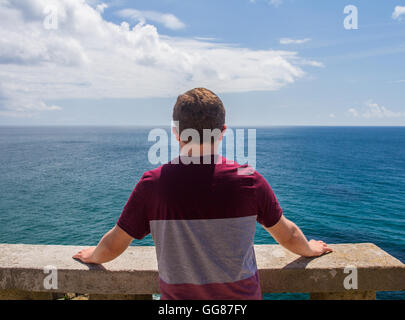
(117, 155), (283, 240)
(159, 272), (262, 300)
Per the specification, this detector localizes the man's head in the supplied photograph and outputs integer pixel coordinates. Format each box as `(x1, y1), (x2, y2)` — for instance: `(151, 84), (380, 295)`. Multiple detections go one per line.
(172, 88), (226, 146)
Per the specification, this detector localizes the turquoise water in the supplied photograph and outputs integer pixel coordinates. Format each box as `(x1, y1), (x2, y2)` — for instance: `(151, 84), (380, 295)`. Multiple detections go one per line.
(0, 126), (404, 299)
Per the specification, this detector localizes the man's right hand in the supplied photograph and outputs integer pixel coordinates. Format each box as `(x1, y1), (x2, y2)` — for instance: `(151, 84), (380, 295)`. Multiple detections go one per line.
(306, 239), (333, 257)
(265, 216), (333, 258)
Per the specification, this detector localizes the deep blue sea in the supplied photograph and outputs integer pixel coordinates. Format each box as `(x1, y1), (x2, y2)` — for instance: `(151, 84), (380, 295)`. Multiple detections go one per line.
(0, 126), (404, 300)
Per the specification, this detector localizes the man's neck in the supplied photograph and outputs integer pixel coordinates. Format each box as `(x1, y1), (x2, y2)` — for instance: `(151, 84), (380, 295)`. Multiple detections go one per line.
(179, 143), (219, 157)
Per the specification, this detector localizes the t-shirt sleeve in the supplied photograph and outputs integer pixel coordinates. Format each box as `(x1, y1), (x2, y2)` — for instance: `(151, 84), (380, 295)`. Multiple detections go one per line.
(255, 171), (283, 228)
(116, 173), (152, 240)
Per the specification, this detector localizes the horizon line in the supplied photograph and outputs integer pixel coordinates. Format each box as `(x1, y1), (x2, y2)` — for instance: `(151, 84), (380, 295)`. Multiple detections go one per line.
(1, 124), (405, 128)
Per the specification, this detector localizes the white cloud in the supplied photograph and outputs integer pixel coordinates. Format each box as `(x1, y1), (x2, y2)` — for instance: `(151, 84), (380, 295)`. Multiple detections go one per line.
(269, 0), (283, 7)
(249, 0), (283, 7)
(0, 0), (321, 117)
(329, 113), (336, 118)
(117, 9), (185, 30)
(348, 108), (359, 118)
(392, 6), (405, 20)
(280, 38), (311, 44)
(348, 101), (404, 119)
(0, 83), (62, 117)
(280, 38), (311, 45)
(96, 3), (107, 14)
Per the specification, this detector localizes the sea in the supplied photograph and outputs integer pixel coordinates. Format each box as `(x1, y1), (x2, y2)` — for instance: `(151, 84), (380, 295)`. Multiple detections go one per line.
(0, 126), (404, 300)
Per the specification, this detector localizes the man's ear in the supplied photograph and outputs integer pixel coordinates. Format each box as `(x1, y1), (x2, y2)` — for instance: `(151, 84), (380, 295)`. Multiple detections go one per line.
(219, 124), (227, 142)
(172, 126), (180, 142)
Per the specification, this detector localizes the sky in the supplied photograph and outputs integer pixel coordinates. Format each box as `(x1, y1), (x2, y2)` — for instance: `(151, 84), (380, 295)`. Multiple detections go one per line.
(0, 0), (404, 126)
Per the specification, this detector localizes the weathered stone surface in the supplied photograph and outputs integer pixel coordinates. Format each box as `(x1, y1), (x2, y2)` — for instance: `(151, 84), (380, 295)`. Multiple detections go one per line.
(0, 244), (159, 295)
(89, 294), (153, 300)
(0, 243), (404, 296)
(255, 243), (405, 293)
(0, 289), (53, 300)
(310, 291), (376, 300)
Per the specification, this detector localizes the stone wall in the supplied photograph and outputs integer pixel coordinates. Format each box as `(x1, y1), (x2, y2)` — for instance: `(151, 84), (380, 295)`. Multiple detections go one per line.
(0, 243), (404, 300)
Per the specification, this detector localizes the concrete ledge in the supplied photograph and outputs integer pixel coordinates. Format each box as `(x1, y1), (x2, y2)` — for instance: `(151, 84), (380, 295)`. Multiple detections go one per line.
(0, 243), (404, 298)
(0, 289), (53, 300)
(310, 291), (377, 300)
(255, 243), (405, 293)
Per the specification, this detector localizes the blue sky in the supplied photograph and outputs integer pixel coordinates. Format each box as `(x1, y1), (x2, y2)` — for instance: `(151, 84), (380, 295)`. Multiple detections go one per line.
(0, 0), (404, 126)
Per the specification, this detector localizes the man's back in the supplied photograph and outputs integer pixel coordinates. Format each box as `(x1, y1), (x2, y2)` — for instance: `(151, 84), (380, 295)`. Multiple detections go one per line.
(73, 88), (332, 299)
(117, 154), (283, 300)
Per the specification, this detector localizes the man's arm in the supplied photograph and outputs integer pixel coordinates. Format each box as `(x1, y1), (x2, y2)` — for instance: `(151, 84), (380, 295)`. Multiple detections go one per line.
(264, 216), (333, 257)
(73, 225), (133, 264)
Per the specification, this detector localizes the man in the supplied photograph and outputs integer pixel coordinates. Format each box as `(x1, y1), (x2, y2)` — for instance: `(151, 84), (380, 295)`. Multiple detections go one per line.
(73, 88), (332, 300)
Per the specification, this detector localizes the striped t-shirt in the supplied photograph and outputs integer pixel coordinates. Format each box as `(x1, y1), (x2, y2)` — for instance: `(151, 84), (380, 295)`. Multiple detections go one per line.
(117, 154), (283, 300)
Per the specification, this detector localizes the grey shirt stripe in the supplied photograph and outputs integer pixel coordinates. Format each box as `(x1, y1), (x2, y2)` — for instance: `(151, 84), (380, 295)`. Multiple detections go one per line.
(150, 215), (258, 285)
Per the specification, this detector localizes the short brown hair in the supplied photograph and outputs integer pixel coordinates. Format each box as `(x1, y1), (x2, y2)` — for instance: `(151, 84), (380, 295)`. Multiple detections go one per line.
(172, 88), (225, 144)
